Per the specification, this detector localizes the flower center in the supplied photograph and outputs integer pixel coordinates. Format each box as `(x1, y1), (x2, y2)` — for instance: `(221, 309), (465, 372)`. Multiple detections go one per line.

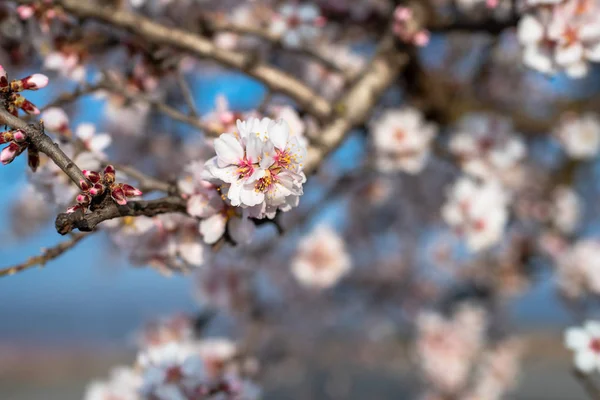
(165, 366), (184, 383)
(237, 158), (254, 179)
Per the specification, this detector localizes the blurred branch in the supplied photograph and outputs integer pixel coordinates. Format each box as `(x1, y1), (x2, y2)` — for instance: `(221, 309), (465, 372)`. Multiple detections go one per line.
(33, 0), (332, 120)
(305, 35), (408, 173)
(0, 233), (90, 278)
(55, 195), (187, 235)
(114, 163), (177, 194)
(0, 109), (88, 188)
(176, 71), (199, 117)
(574, 369), (600, 400)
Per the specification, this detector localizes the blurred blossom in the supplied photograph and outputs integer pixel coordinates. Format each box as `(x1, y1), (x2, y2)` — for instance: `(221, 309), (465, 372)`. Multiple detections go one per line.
(565, 320), (600, 373)
(369, 107), (437, 174)
(291, 224), (351, 289)
(449, 113), (526, 183)
(551, 186), (581, 234)
(441, 177), (509, 252)
(556, 239), (600, 298)
(554, 112), (600, 159)
(270, 3), (325, 48)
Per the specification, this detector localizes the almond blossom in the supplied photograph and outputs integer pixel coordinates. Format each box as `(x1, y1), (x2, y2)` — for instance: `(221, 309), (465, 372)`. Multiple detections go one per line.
(441, 177), (510, 252)
(565, 320), (600, 373)
(44, 49), (86, 82)
(75, 123), (112, 159)
(369, 107), (437, 174)
(449, 113), (526, 182)
(554, 112), (600, 159)
(291, 225), (352, 289)
(203, 117), (306, 219)
(270, 3), (325, 48)
(42, 107), (70, 136)
(518, 0), (600, 78)
(551, 186), (581, 234)
(0, 65), (48, 116)
(179, 161), (255, 245)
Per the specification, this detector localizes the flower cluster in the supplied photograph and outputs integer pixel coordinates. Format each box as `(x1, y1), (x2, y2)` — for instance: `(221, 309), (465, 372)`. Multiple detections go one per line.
(441, 177), (510, 252)
(392, 6), (430, 47)
(67, 165), (142, 214)
(203, 117), (307, 220)
(449, 113), (526, 182)
(85, 316), (260, 400)
(291, 224), (352, 289)
(16, 0), (65, 32)
(270, 3), (326, 48)
(518, 0), (600, 78)
(0, 65), (48, 116)
(555, 239), (600, 298)
(369, 107), (437, 174)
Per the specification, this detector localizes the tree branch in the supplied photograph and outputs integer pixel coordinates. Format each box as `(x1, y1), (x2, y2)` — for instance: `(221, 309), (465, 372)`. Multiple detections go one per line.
(0, 233), (89, 277)
(54, 195), (187, 235)
(44, 0), (332, 120)
(305, 36), (408, 173)
(0, 108), (88, 188)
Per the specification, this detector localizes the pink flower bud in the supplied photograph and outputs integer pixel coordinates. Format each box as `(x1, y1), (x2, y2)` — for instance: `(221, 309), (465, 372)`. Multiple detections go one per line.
(12, 130), (26, 143)
(122, 184), (143, 197)
(111, 187), (127, 205)
(16, 5), (34, 20)
(76, 193), (91, 206)
(0, 65), (7, 88)
(413, 31), (430, 47)
(1, 143), (20, 165)
(89, 183), (104, 196)
(80, 180), (90, 191)
(21, 74), (49, 90)
(103, 165), (116, 184)
(83, 170), (101, 183)
(394, 7), (412, 22)
(19, 99), (40, 115)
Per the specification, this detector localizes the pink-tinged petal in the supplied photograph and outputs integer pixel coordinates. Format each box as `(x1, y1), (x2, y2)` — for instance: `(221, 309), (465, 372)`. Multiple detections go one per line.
(111, 187), (127, 205)
(89, 183), (104, 196)
(0, 66), (7, 88)
(1, 143), (21, 165)
(83, 170), (101, 183)
(27, 146), (39, 172)
(16, 5), (34, 19)
(200, 213), (227, 244)
(21, 74), (49, 90)
(214, 133), (244, 167)
(12, 130), (26, 142)
(104, 165), (115, 175)
(66, 205), (82, 214)
(122, 184), (143, 197)
(20, 99), (40, 115)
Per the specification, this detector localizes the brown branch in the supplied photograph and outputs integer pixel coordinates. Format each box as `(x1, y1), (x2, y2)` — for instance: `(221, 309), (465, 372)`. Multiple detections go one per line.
(55, 195), (187, 235)
(0, 233), (90, 277)
(176, 71), (199, 117)
(305, 36), (408, 173)
(574, 369), (600, 400)
(0, 108), (88, 188)
(45, 0), (332, 120)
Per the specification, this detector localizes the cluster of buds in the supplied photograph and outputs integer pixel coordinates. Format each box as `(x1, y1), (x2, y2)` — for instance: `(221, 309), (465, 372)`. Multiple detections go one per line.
(392, 6), (430, 47)
(0, 65), (48, 116)
(0, 129), (39, 171)
(67, 165), (143, 213)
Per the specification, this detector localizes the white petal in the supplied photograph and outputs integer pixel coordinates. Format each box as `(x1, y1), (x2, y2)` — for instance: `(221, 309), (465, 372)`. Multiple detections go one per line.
(555, 43), (584, 67)
(269, 119), (290, 150)
(575, 351), (597, 373)
(200, 214), (227, 244)
(76, 123), (95, 140)
(517, 15), (544, 44)
(565, 327), (590, 350)
(214, 133), (244, 166)
(89, 133), (112, 152)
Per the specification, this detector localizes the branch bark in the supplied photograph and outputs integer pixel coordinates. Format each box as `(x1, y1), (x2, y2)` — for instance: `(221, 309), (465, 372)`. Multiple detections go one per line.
(0, 108), (88, 188)
(45, 0), (332, 120)
(54, 195), (187, 235)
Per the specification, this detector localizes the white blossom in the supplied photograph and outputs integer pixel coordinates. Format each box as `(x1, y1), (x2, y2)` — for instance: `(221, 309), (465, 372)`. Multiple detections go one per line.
(554, 112), (600, 159)
(565, 321), (600, 373)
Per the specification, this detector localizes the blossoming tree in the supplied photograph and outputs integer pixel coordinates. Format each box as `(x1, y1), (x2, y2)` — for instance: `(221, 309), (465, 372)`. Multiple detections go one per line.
(2, 0), (600, 399)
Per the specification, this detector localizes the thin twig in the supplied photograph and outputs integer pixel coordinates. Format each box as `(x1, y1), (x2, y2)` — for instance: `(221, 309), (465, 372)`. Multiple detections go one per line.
(0, 233), (90, 277)
(114, 163), (176, 194)
(176, 71), (199, 117)
(574, 369), (600, 400)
